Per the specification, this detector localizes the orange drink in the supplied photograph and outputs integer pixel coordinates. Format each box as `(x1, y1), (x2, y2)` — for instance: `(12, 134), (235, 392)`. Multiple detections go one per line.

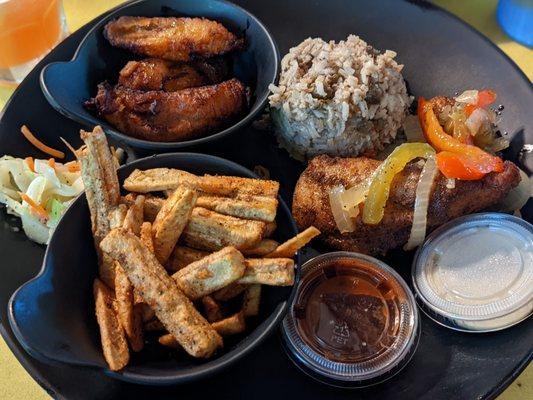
(0, 0), (67, 83)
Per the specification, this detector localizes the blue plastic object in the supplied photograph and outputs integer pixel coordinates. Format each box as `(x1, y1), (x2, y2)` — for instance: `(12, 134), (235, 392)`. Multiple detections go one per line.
(497, 0), (533, 47)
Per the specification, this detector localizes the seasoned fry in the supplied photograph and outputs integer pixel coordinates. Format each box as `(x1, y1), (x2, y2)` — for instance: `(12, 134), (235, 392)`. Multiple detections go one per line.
(123, 193), (164, 222)
(158, 333), (181, 349)
(183, 207), (265, 251)
(201, 296), (224, 322)
(242, 239), (279, 256)
(238, 258), (295, 286)
(115, 265), (144, 352)
(137, 302), (155, 322)
(123, 195), (145, 235)
(196, 194), (278, 222)
(166, 246), (208, 272)
(100, 228), (223, 358)
(124, 168), (279, 198)
(108, 204), (128, 229)
(242, 284), (261, 317)
(266, 227), (321, 258)
(152, 186), (197, 264)
(80, 126), (121, 288)
(211, 312), (246, 336)
(264, 221), (277, 238)
(212, 282), (247, 301)
(93, 279), (129, 371)
(144, 318), (165, 332)
(139, 222), (154, 253)
(172, 247), (246, 300)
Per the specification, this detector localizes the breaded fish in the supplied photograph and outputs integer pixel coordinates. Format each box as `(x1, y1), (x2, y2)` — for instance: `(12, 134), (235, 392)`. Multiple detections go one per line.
(104, 16), (244, 62)
(292, 155), (521, 255)
(87, 79), (247, 142)
(118, 58), (229, 92)
(100, 228), (223, 358)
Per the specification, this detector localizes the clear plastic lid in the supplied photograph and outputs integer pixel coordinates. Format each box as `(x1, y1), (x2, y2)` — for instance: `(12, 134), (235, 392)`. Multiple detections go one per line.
(412, 213), (533, 332)
(281, 252), (419, 387)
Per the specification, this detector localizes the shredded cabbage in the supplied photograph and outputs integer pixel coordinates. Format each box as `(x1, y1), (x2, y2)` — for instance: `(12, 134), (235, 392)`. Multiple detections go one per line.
(0, 155), (84, 244)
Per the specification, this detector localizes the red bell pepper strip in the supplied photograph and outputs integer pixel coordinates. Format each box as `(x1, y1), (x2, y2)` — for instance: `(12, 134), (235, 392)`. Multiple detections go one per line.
(436, 152), (486, 180)
(418, 97), (503, 178)
(464, 89), (497, 116)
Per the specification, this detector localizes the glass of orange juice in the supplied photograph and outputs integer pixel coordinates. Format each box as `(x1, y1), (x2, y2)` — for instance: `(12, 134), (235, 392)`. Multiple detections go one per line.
(0, 0), (68, 85)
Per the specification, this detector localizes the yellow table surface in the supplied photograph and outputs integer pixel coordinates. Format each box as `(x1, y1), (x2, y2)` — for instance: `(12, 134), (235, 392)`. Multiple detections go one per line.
(0, 0), (531, 399)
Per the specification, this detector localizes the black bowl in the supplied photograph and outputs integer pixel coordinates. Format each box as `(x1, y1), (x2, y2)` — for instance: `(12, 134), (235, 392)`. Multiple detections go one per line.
(40, 0), (279, 151)
(8, 153), (299, 385)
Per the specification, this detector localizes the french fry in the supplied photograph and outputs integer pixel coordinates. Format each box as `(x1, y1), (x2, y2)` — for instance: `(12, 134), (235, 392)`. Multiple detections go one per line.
(158, 334), (181, 349)
(165, 246), (208, 272)
(100, 228), (223, 358)
(196, 194), (277, 222)
(152, 186), (197, 264)
(211, 282), (247, 301)
(124, 168), (279, 198)
(266, 227), (320, 258)
(80, 126), (121, 288)
(108, 204), (128, 229)
(201, 296), (224, 322)
(123, 195), (145, 235)
(144, 318), (165, 332)
(242, 284), (261, 317)
(183, 207), (265, 251)
(172, 247), (246, 300)
(211, 312), (246, 336)
(123, 193), (164, 223)
(93, 279), (129, 371)
(139, 222), (154, 253)
(242, 239), (279, 257)
(238, 258), (295, 286)
(137, 302), (155, 322)
(264, 221), (277, 238)
(115, 265), (144, 352)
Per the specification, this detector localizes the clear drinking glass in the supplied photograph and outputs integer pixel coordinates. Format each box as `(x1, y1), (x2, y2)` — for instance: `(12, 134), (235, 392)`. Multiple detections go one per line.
(0, 0), (68, 85)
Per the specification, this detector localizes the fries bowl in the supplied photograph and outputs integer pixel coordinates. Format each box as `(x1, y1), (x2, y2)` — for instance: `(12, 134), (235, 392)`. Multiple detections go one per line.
(9, 153), (299, 385)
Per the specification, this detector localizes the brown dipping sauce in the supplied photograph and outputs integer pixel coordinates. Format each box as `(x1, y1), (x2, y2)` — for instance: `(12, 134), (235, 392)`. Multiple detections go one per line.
(294, 258), (408, 363)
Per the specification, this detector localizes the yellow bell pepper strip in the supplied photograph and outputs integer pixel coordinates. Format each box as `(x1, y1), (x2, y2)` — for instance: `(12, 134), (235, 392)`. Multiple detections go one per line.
(464, 89), (496, 116)
(362, 143), (436, 225)
(418, 97), (503, 177)
(436, 151), (486, 181)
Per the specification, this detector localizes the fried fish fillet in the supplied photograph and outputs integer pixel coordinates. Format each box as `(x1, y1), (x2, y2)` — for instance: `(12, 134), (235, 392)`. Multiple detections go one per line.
(104, 16), (244, 62)
(88, 79), (247, 142)
(292, 155), (521, 256)
(118, 58), (229, 91)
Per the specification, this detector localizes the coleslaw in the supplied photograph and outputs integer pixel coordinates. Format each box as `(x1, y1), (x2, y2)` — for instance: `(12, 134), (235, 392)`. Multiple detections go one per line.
(0, 156), (84, 244)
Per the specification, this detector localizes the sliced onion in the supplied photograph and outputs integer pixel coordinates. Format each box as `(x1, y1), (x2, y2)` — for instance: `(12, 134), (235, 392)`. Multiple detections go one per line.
(446, 178), (456, 189)
(465, 108), (490, 136)
(402, 115), (425, 143)
(454, 90), (478, 104)
(497, 169), (531, 212)
(328, 185), (355, 233)
(404, 156), (438, 250)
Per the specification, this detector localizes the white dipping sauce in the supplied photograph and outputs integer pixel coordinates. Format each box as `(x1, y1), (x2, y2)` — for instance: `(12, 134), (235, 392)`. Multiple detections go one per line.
(413, 213), (533, 332)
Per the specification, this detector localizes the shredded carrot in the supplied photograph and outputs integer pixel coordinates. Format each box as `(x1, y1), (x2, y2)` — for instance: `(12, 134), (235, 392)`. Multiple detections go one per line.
(66, 161), (81, 172)
(48, 158), (56, 168)
(21, 125), (65, 159)
(18, 192), (49, 221)
(25, 157), (35, 172)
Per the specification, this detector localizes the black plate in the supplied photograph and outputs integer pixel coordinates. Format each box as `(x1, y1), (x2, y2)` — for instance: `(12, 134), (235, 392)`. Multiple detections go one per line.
(40, 0), (280, 151)
(0, 0), (531, 399)
(8, 152), (299, 385)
